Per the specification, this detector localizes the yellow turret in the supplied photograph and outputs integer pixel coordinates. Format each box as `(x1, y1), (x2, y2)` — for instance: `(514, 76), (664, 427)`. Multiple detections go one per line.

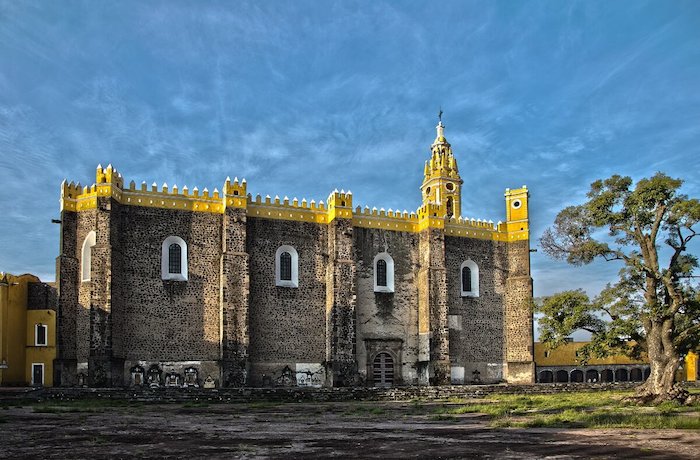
(420, 115), (463, 218)
(504, 186), (529, 238)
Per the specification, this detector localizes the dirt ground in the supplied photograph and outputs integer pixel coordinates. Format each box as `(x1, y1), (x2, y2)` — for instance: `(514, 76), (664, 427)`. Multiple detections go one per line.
(0, 400), (698, 459)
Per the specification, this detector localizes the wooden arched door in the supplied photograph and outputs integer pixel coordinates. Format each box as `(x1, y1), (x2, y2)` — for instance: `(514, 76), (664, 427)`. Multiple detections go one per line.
(372, 352), (394, 387)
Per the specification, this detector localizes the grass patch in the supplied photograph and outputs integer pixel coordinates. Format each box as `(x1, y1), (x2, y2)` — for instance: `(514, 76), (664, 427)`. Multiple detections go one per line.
(437, 391), (700, 430)
(494, 410), (700, 429)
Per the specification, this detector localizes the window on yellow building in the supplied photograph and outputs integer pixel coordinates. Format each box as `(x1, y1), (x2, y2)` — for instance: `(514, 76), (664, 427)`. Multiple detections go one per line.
(35, 324), (47, 346)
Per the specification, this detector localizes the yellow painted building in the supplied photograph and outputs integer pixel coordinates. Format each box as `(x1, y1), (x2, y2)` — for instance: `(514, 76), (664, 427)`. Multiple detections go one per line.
(535, 342), (698, 383)
(0, 273), (57, 386)
(685, 351), (698, 382)
(534, 341), (647, 367)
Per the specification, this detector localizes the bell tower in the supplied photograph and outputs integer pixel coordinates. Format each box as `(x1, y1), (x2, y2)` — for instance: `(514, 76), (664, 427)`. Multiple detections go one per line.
(420, 113), (463, 218)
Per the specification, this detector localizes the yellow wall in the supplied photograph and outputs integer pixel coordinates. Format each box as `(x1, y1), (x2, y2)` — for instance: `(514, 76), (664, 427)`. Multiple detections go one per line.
(25, 309), (56, 386)
(685, 351), (698, 382)
(534, 342), (647, 366)
(0, 273), (56, 386)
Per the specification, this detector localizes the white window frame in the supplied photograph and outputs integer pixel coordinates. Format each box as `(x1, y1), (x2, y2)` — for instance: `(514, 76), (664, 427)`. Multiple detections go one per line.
(275, 245), (299, 288)
(31, 363), (45, 386)
(81, 231), (96, 282)
(373, 252), (395, 293)
(161, 236), (188, 281)
(460, 259), (479, 297)
(35, 324), (48, 346)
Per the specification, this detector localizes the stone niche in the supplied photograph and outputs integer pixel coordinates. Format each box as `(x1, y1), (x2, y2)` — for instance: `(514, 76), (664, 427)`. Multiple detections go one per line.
(130, 365), (145, 386)
(147, 365), (162, 388)
(184, 367), (199, 387)
(164, 372), (181, 387)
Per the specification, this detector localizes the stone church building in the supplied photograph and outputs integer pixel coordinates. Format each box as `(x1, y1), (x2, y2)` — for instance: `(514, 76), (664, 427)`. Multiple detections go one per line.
(54, 120), (534, 388)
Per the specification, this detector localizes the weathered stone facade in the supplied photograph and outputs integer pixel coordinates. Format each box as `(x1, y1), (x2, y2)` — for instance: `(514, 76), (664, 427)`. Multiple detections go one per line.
(54, 120), (534, 388)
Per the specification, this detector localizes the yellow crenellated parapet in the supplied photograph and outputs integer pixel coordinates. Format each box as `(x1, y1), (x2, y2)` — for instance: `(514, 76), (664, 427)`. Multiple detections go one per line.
(61, 164), (229, 214)
(60, 165), (529, 243)
(417, 202), (445, 231)
(327, 189), (353, 222)
(96, 164), (124, 189)
(352, 206), (418, 232)
(224, 177), (248, 209)
(247, 192), (329, 224)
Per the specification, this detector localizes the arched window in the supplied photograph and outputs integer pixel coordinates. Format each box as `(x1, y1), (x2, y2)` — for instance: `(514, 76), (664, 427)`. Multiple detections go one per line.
(462, 266), (471, 292)
(81, 231), (96, 282)
(373, 252), (394, 293)
(275, 245), (298, 287)
(460, 260), (479, 297)
(161, 236), (188, 281)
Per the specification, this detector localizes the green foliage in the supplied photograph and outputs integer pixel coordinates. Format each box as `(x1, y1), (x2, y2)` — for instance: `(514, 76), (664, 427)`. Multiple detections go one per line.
(539, 173), (700, 366)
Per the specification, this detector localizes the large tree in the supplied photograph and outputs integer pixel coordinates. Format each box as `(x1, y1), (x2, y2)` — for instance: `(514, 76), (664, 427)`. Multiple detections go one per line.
(540, 173), (700, 403)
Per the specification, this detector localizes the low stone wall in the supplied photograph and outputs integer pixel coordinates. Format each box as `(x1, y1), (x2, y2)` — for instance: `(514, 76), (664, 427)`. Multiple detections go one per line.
(0, 383), (646, 404)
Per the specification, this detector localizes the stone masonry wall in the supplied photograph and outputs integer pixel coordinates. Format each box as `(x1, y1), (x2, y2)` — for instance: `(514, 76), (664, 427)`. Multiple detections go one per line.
(325, 217), (357, 386)
(75, 209), (97, 373)
(504, 239), (535, 383)
(27, 282), (57, 311)
(55, 209), (79, 385)
(422, 228), (450, 385)
(88, 196), (117, 386)
(116, 206), (222, 363)
(221, 207), (250, 387)
(444, 236), (507, 383)
(353, 227), (420, 386)
(247, 217), (328, 386)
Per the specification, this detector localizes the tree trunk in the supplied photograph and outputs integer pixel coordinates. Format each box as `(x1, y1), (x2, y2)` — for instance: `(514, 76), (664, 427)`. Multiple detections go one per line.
(633, 322), (691, 404)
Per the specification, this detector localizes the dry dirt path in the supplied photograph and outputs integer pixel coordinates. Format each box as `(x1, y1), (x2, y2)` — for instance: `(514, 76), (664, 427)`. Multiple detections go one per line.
(0, 401), (697, 459)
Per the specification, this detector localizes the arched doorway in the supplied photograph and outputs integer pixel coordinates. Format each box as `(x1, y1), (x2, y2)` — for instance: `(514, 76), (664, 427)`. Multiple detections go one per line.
(644, 368), (651, 380)
(571, 370), (584, 383)
(615, 368), (629, 382)
(601, 369), (614, 382)
(372, 352), (394, 387)
(586, 369), (599, 382)
(555, 370), (569, 383)
(539, 370), (554, 383)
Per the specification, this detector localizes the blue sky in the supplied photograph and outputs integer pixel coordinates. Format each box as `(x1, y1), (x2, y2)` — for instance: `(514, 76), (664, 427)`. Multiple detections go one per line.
(1, 1), (699, 309)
